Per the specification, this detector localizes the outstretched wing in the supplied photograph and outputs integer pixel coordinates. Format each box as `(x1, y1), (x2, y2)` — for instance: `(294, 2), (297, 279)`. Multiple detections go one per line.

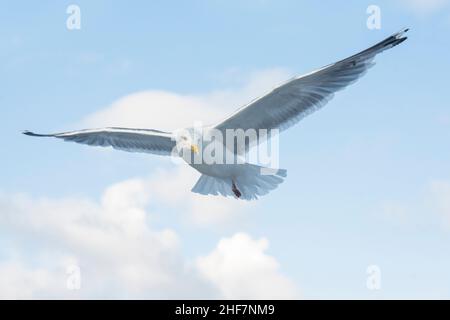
(23, 127), (177, 156)
(215, 29), (408, 154)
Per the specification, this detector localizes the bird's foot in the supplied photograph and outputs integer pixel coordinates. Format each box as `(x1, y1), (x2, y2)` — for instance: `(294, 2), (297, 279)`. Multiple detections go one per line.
(232, 180), (241, 198)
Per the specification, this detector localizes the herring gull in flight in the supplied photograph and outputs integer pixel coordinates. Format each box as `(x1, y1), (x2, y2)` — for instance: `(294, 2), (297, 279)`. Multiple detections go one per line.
(24, 29), (408, 200)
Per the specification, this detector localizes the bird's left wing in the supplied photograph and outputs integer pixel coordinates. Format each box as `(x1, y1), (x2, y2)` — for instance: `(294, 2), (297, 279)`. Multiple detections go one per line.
(23, 127), (178, 156)
(214, 29), (408, 154)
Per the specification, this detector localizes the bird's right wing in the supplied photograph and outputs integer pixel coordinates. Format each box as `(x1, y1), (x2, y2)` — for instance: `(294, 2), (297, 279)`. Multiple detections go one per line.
(23, 127), (178, 156)
(214, 29), (408, 155)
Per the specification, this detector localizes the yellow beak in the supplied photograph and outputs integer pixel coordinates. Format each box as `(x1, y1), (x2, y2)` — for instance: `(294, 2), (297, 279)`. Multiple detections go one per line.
(191, 144), (199, 154)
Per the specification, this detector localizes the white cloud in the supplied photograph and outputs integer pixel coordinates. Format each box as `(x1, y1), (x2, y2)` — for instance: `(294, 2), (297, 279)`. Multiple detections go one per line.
(83, 68), (292, 131)
(0, 179), (202, 299)
(197, 233), (298, 299)
(84, 91), (219, 131)
(398, 0), (450, 15)
(0, 260), (55, 299)
(0, 175), (296, 299)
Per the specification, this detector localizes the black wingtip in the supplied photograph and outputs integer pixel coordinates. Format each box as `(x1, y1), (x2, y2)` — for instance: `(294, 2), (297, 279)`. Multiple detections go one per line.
(382, 29), (409, 49)
(396, 28), (410, 39)
(394, 36), (408, 47)
(22, 130), (34, 136)
(22, 130), (52, 137)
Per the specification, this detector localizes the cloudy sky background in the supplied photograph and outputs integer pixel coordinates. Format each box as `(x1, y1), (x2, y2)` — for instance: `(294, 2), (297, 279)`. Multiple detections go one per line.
(1, 0), (450, 298)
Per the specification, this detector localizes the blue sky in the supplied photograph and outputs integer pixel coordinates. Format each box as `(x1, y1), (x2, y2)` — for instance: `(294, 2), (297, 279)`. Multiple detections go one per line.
(1, 0), (450, 299)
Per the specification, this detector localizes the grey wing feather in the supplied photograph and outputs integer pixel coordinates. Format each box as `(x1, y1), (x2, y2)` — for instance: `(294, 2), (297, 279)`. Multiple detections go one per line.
(23, 127), (177, 156)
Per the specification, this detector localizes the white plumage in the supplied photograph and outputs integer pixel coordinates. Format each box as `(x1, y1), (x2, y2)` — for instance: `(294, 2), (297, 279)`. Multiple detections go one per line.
(24, 29), (408, 200)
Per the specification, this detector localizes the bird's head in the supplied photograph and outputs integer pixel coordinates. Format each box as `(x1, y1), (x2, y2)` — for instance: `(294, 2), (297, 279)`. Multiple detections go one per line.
(175, 128), (201, 158)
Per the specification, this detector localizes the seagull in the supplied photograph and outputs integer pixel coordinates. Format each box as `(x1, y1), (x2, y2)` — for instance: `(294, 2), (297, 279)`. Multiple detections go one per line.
(24, 29), (408, 200)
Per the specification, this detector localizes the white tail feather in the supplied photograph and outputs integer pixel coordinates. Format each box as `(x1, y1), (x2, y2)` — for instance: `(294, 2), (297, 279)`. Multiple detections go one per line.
(191, 164), (287, 200)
